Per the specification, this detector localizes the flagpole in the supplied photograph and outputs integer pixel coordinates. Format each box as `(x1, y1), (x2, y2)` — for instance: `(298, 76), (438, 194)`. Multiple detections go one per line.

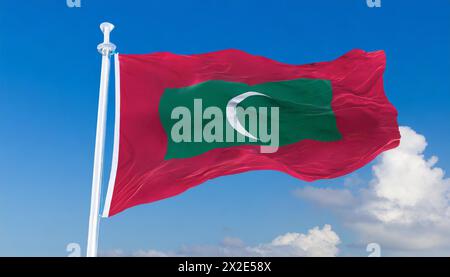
(87, 22), (116, 257)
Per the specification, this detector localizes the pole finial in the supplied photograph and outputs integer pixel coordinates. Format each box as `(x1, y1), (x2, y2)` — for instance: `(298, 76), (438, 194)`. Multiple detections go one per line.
(97, 22), (116, 56)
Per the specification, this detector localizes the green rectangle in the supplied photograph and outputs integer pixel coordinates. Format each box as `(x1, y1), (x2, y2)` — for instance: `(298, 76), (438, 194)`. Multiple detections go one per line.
(159, 78), (342, 159)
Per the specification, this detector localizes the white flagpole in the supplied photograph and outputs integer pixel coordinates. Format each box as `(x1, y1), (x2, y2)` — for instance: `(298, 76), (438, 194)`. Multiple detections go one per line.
(87, 22), (116, 257)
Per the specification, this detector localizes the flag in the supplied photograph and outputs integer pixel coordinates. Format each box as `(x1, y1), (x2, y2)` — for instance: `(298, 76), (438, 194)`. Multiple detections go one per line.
(102, 49), (400, 217)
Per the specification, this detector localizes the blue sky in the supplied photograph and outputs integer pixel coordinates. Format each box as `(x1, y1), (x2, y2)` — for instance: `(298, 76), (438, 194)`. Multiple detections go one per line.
(0, 0), (449, 256)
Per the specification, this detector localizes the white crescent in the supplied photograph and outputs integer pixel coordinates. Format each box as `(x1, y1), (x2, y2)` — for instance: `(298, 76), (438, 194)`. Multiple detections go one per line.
(226, 91), (270, 140)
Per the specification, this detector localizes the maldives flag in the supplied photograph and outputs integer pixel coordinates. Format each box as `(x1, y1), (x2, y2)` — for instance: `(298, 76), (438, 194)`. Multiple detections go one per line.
(102, 49), (400, 217)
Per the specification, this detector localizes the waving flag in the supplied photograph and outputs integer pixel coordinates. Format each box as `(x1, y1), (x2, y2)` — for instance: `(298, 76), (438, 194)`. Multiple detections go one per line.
(102, 49), (400, 217)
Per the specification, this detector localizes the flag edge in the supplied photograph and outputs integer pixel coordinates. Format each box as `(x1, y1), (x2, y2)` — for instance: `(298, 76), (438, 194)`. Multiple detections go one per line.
(102, 53), (121, 218)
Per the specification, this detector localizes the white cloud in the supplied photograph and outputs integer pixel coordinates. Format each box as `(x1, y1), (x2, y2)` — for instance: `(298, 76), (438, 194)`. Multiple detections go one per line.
(100, 249), (125, 257)
(101, 225), (341, 257)
(293, 187), (355, 207)
(295, 126), (450, 254)
(133, 249), (170, 257)
(248, 225), (340, 257)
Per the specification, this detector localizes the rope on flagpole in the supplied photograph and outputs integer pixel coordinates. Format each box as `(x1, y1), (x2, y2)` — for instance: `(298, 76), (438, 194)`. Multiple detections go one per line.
(87, 22), (116, 257)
